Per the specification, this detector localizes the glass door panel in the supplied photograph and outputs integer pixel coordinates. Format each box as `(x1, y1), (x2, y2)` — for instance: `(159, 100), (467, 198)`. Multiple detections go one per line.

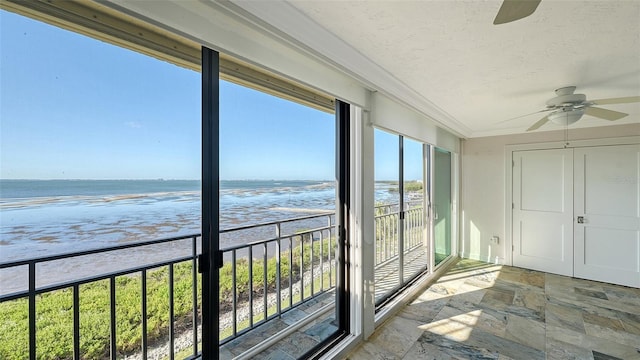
(216, 78), (340, 357)
(402, 138), (428, 282)
(373, 129), (401, 304)
(434, 148), (452, 266)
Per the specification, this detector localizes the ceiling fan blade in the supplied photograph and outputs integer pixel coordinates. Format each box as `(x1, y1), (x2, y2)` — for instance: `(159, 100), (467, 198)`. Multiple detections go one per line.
(590, 96), (640, 105)
(526, 115), (549, 131)
(493, 0), (541, 25)
(497, 108), (552, 123)
(584, 107), (628, 121)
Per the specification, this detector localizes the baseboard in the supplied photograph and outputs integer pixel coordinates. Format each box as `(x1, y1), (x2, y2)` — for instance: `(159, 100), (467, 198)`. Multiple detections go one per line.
(459, 252), (505, 265)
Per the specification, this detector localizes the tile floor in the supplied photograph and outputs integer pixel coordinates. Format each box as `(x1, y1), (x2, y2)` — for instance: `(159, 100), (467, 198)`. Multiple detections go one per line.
(347, 259), (640, 360)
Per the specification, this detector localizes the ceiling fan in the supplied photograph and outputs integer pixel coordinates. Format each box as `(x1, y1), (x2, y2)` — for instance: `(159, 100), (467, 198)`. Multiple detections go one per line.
(494, 0), (541, 25)
(521, 86), (640, 131)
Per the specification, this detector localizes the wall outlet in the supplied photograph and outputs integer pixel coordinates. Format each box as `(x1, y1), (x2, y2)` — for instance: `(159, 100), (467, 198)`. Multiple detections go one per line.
(490, 236), (499, 244)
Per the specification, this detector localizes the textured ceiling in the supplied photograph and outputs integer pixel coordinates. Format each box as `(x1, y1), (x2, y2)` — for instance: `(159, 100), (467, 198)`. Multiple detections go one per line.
(236, 0), (640, 137)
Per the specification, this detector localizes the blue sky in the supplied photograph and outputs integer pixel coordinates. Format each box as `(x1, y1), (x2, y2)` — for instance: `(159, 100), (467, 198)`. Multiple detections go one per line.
(0, 10), (421, 181)
(375, 129), (424, 182)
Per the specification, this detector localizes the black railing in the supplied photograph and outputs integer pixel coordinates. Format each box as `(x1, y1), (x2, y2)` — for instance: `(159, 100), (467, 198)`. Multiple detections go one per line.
(218, 213), (335, 343)
(374, 201), (424, 266)
(0, 234), (201, 360)
(0, 213), (336, 359)
(0, 203), (425, 359)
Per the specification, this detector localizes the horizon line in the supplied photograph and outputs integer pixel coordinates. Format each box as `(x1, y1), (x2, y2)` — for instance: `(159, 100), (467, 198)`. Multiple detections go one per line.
(0, 178), (336, 182)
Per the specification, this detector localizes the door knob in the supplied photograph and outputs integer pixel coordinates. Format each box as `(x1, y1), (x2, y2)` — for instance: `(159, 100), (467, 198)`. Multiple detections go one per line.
(577, 216), (585, 224)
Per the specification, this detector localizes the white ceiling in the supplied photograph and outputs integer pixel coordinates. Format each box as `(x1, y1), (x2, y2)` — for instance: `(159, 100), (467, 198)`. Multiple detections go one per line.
(233, 0), (640, 138)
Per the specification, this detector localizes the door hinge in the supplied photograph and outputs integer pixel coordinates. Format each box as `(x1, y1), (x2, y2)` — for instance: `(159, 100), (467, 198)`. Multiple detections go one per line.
(512, 203), (514, 209)
(512, 245), (514, 251)
(512, 160), (515, 167)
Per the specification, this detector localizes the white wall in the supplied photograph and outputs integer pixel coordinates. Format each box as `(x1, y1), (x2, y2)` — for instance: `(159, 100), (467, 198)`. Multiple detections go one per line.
(461, 123), (640, 264)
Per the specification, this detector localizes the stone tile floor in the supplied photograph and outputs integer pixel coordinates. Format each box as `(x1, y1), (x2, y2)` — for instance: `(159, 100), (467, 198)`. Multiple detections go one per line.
(347, 259), (640, 360)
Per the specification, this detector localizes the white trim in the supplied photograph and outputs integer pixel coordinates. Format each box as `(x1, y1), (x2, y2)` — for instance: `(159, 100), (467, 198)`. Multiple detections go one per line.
(503, 135), (640, 267)
(452, 152), (460, 259)
(358, 108), (377, 340)
(504, 147), (514, 266)
(426, 144), (435, 275)
(318, 334), (362, 360)
(350, 105), (375, 340)
(429, 145), (436, 274)
(459, 252), (506, 265)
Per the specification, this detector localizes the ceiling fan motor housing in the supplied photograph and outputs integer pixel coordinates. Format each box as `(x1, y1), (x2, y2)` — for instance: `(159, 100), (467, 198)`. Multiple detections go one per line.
(546, 93), (587, 108)
(524, 86), (637, 131)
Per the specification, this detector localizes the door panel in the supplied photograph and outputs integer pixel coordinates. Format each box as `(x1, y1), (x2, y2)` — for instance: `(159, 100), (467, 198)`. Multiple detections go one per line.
(402, 138), (428, 282)
(513, 149), (573, 276)
(520, 220), (568, 261)
(434, 148), (452, 266)
(574, 145), (640, 287)
(373, 129), (401, 303)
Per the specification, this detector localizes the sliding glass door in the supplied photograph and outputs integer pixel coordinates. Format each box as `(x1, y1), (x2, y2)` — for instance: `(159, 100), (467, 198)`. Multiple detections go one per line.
(374, 130), (429, 306)
(204, 48), (350, 358)
(373, 129), (401, 303)
(433, 148), (452, 266)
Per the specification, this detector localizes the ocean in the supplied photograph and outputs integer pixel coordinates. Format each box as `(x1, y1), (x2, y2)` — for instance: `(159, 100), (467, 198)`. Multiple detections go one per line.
(0, 179), (408, 294)
(0, 179), (345, 262)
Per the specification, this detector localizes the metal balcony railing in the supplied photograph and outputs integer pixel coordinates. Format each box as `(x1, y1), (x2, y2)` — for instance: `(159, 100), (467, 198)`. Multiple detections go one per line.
(217, 213), (336, 343)
(0, 213), (336, 359)
(0, 203), (424, 359)
(0, 234), (202, 360)
(374, 201), (424, 266)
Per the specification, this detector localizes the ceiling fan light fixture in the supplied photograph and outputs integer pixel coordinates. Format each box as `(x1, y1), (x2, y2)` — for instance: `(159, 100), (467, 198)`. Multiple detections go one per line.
(548, 109), (584, 126)
(520, 87), (639, 132)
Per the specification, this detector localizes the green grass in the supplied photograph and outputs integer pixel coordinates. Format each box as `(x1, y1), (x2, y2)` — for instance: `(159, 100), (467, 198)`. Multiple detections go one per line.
(219, 266), (335, 342)
(170, 266), (336, 360)
(219, 237), (335, 309)
(0, 237), (336, 360)
(0, 263), (198, 359)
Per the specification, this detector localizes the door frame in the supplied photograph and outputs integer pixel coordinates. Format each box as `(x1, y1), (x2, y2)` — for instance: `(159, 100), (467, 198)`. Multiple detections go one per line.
(201, 46), (220, 358)
(504, 136), (640, 267)
(433, 147), (454, 267)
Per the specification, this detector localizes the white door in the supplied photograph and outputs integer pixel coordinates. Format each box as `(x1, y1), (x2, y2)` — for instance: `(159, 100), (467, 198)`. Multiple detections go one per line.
(574, 144), (640, 287)
(513, 149), (574, 276)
